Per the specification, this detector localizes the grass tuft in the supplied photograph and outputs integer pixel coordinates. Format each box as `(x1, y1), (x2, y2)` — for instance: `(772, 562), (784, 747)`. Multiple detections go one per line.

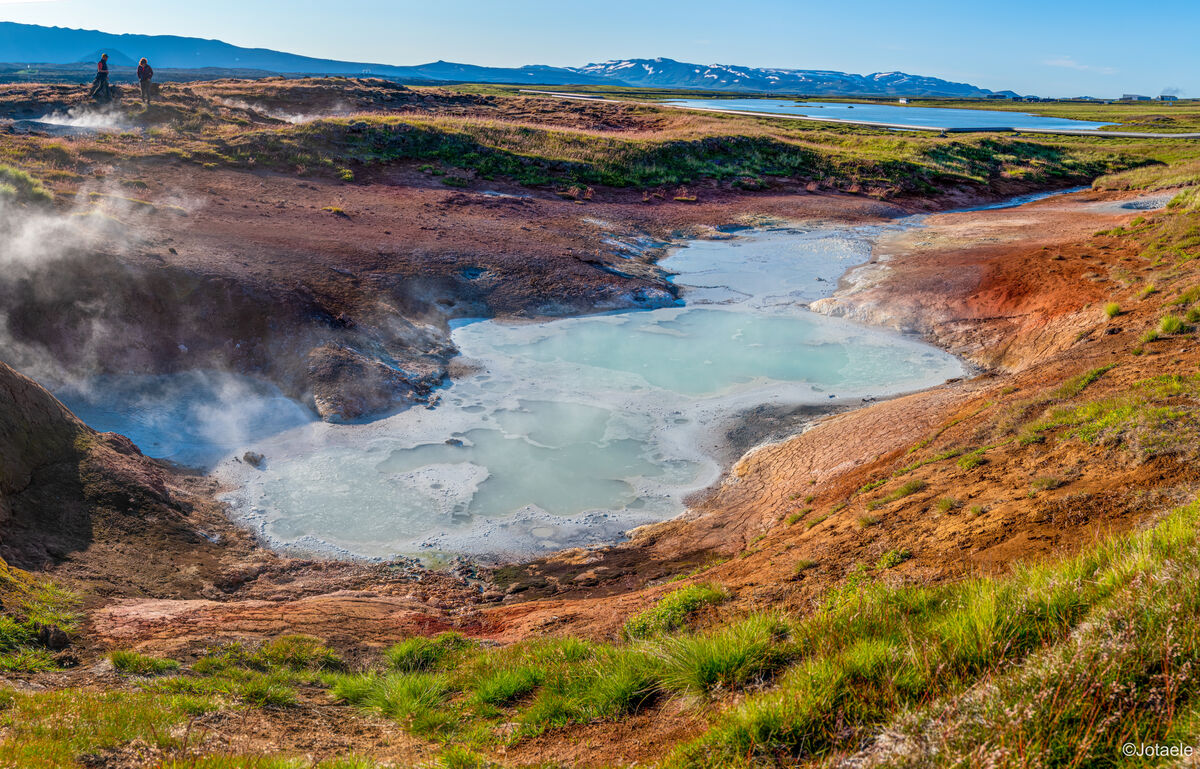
(109, 650), (180, 677)
(875, 548), (913, 570)
(624, 584), (727, 639)
(386, 633), (474, 672)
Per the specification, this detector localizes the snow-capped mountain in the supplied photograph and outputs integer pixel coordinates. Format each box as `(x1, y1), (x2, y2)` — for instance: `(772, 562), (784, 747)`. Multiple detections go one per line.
(1, 24), (1009, 96)
(571, 58), (1001, 97)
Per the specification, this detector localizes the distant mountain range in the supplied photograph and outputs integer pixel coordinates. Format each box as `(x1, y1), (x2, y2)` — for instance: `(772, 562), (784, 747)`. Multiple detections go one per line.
(0, 22), (1010, 97)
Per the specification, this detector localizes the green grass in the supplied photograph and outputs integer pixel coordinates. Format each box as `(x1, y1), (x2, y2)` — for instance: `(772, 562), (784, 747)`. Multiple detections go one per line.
(956, 448), (988, 470)
(1027, 372), (1200, 457)
(288, 496), (1200, 764)
(623, 584), (728, 639)
(0, 164), (52, 203)
(653, 615), (790, 697)
(145, 634), (344, 710)
(110, 649), (181, 676)
(386, 632), (473, 672)
(1160, 314), (1185, 334)
(1052, 363), (1116, 399)
(1031, 476), (1065, 492)
(805, 514), (830, 530)
(871, 479), (928, 508)
(216, 112), (1137, 194)
(894, 448), (964, 477)
(471, 665), (542, 707)
(0, 688), (219, 768)
(1104, 301), (1122, 318)
(664, 497), (1200, 767)
(0, 562), (79, 673)
(793, 559), (819, 575)
(331, 636), (662, 742)
(875, 548), (913, 570)
(935, 497), (961, 513)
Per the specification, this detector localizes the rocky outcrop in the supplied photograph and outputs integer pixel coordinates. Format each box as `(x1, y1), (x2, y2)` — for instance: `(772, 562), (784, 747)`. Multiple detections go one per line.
(307, 343), (445, 422)
(0, 358), (252, 596)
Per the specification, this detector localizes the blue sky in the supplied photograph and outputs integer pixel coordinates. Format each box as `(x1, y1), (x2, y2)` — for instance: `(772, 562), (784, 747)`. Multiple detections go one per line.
(1, 0), (1195, 97)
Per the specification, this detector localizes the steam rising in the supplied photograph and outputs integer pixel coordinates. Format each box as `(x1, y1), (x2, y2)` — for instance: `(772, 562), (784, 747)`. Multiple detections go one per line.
(34, 106), (133, 133)
(214, 97), (351, 124)
(0, 188), (312, 469)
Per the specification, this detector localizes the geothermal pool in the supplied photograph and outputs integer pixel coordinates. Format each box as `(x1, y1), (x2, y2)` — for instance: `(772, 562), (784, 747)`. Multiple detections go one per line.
(59, 222), (966, 560)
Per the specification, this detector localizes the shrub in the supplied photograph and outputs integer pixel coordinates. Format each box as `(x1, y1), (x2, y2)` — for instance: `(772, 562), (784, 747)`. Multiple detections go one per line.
(624, 584), (727, 639)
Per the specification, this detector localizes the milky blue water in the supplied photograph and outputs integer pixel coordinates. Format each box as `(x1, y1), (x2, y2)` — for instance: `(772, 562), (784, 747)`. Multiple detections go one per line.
(58, 372), (315, 468)
(211, 224), (964, 559)
(664, 98), (1114, 131)
(49, 219), (968, 560)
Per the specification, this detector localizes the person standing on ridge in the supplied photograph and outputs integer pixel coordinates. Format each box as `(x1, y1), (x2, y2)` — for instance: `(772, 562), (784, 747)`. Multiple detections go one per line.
(137, 58), (155, 104)
(88, 53), (111, 102)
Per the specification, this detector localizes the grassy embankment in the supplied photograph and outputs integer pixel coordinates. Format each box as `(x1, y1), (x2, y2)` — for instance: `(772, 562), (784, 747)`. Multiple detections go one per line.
(0, 81), (1187, 200)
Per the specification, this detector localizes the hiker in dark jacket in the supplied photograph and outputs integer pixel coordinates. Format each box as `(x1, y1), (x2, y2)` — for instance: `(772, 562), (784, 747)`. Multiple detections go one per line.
(88, 53), (111, 102)
(137, 58), (154, 104)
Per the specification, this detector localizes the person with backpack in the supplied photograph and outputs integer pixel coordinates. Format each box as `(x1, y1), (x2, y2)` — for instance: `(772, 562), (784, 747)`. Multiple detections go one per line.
(137, 58), (155, 104)
(88, 53), (111, 102)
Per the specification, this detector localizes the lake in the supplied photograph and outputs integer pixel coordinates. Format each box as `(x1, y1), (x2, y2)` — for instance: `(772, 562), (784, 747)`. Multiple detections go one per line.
(663, 98), (1114, 131)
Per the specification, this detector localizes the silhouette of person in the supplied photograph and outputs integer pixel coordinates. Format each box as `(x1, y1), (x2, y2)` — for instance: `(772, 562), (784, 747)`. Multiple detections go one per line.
(137, 58), (155, 104)
(88, 53), (111, 102)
